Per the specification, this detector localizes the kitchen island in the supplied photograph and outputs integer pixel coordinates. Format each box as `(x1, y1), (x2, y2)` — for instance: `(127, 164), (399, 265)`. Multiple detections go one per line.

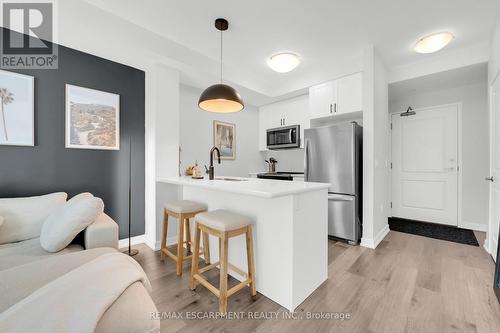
(157, 176), (330, 311)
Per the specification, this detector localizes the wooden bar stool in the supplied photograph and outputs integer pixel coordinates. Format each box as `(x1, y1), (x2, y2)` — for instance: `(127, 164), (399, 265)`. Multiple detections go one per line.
(189, 209), (256, 315)
(160, 200), (210, 276)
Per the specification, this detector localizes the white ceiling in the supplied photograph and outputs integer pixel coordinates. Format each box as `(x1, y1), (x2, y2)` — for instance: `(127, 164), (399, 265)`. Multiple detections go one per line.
(85, 0), (500, 104)
(389, 62), (488, 101)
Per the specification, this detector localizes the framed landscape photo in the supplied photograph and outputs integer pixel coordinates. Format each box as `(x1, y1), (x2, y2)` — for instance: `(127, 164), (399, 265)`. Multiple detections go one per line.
(213, 120), (235, 160)
(0, 70), (34, 146)
(65, 84), (120, 150)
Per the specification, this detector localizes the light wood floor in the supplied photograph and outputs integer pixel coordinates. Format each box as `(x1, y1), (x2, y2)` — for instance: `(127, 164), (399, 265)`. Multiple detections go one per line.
(130, 231), (500, 333)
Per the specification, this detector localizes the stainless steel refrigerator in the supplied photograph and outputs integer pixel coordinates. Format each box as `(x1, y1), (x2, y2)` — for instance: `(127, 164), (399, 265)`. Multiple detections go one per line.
(304, 122), (362, 243)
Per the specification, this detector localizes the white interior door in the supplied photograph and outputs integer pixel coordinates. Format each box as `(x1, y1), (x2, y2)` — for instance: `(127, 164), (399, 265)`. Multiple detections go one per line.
(488, 76), (500, 261)
(391, 104), (459, 225)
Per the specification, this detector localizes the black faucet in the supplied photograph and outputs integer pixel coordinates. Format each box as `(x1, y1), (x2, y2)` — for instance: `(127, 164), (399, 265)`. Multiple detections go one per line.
(208, 147), (221, 180)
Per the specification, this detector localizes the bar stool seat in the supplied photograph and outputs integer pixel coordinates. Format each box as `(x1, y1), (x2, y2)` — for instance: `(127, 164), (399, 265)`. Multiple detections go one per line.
(160, 200), (210, 276)
(195, 210), (252, 231)
(165, 200), (207, 214)
(190, 209), (256, 315)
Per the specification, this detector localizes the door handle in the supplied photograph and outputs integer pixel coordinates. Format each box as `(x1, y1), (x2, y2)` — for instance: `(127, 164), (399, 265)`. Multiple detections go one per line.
(486, 176), (495, 182)
(328, 194), (354, 202)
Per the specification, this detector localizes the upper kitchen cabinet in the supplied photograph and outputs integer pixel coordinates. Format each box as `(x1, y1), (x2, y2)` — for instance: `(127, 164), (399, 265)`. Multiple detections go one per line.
(337, 72), (362, 114)
(309, 80), (338, 119)
(258, 95), (309, 151)
(309, 72), (362, 119)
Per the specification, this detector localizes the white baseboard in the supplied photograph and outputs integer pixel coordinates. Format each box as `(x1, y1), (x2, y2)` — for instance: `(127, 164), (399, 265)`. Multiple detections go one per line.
(360, 224), (390, 249)
(483, 237), (490, 255)
(143, 236), (176, 251)
(119, 234), (146, 249)
(120, 233), (178, 251)
(459, 221), (488, 232)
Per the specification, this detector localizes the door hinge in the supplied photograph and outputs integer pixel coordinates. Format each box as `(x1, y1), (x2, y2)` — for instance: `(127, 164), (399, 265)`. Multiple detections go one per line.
(390, 162), (393, 169)
(390, 202), (393, 208)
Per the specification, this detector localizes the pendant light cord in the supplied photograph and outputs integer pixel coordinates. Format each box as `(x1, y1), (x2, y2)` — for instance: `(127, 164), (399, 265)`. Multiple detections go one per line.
(220, 29), (223, 83)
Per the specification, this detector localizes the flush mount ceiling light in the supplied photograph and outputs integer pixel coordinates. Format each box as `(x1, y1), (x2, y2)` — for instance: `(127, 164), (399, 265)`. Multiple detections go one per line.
(267, 53), (301, 73)
(414, 32), (454, 54)
(198, 18), (244, 113)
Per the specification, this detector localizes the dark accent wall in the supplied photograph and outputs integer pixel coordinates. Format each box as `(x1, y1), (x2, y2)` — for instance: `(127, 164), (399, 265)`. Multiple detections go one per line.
(0, 29), (145, 239)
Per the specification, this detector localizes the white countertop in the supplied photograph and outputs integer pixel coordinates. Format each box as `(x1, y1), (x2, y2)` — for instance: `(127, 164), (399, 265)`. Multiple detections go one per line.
(158, 176), (330, 198)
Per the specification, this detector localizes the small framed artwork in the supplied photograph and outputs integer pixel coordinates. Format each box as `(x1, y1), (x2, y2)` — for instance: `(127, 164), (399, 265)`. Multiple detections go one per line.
(65, 84), (120, 150)
(213, 120), (235, 160)
(0, 70), (34, 146)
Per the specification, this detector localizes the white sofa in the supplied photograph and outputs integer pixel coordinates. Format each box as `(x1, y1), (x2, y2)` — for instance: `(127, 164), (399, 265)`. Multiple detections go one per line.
(0, 192), (119, 270)
(0, 193), (159, 333)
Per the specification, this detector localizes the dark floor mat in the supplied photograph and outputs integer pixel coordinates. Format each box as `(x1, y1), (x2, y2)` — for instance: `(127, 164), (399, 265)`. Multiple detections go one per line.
(389, 217), (479, 246)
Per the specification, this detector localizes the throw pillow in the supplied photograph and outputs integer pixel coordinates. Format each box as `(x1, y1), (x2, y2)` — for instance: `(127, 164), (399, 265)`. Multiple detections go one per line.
(40, 193), (104, 252)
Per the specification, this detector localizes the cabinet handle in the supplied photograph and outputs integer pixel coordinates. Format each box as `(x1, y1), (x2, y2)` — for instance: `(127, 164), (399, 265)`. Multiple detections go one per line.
(283, 118), (285, 126)
(330, 104), (333, 113)
(334, 103), (337, 113)
(280, 119), (282, 126)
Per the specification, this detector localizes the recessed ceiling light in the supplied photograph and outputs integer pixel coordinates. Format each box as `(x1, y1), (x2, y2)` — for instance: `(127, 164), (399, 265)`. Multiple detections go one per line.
(414, 32), (454, 54)
(267, 53), (301, 73)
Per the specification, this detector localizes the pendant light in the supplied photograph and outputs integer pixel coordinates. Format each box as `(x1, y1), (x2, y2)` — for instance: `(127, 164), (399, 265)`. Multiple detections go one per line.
(198, 18), (244, 113)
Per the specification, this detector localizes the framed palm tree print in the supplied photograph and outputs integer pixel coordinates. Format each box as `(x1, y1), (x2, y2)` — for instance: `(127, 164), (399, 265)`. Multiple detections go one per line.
(0, 70), (35, 146)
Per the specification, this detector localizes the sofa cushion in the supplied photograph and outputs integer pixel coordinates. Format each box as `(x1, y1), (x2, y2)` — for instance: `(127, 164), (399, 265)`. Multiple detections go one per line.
(0, 193), (68, 245)
(95, 281), (159, 333)
(40, 193), (104, 253)
(0, 238), (83, 271)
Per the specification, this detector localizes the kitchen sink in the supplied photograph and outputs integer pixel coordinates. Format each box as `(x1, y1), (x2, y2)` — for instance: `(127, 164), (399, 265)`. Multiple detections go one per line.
(215, 177), (249, 182)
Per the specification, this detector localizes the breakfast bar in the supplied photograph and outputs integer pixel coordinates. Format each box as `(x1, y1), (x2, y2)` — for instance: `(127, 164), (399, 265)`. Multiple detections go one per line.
(157, 176), (330, 311)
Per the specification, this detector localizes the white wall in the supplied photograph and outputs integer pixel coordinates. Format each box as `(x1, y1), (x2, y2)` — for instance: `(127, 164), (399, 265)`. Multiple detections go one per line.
(151, 65), (182, 249)
(389, 82), (489, 231)
(260, 150), (304, 173)
(179, 85), (262, 177)
(489, 17), (500, 86)
(487, 16), (500, 255)
(361, 46), (390, 249)
(373, 52), (391, 244)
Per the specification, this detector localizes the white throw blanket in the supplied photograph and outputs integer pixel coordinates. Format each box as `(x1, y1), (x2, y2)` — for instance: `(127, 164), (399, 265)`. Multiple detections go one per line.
(0, 252), (152, 333)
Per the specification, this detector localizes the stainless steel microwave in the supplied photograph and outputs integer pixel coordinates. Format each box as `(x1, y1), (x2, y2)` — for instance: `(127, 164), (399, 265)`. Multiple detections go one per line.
(266, 125), (300, 149)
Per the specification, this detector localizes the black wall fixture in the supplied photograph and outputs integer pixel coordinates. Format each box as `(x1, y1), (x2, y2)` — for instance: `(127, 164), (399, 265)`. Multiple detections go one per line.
(0, 28), (145, 239)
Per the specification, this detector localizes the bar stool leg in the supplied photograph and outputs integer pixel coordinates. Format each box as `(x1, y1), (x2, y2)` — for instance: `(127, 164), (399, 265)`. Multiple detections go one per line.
(190, 223), (201, 290)
(202, 231), (210, 264)
(160, 210), (168, 262)
(219, 233), (229, 315)
(185, 218), (191, 254)
(246, 225), (257, 297)
(176, 214), (185, 276)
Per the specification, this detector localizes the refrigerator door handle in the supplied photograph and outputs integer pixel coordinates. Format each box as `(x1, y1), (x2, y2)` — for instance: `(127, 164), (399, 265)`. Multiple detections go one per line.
(328, 194), (354, 202)
(304, 139), (310, 181)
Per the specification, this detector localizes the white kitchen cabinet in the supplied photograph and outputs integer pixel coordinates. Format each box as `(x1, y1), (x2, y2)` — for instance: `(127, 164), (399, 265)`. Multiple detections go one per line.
(258, 95), (309, 150)
(337, 72), (362, 114)
(309, 72), (362, 119)
(309, 80), (338, 119)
